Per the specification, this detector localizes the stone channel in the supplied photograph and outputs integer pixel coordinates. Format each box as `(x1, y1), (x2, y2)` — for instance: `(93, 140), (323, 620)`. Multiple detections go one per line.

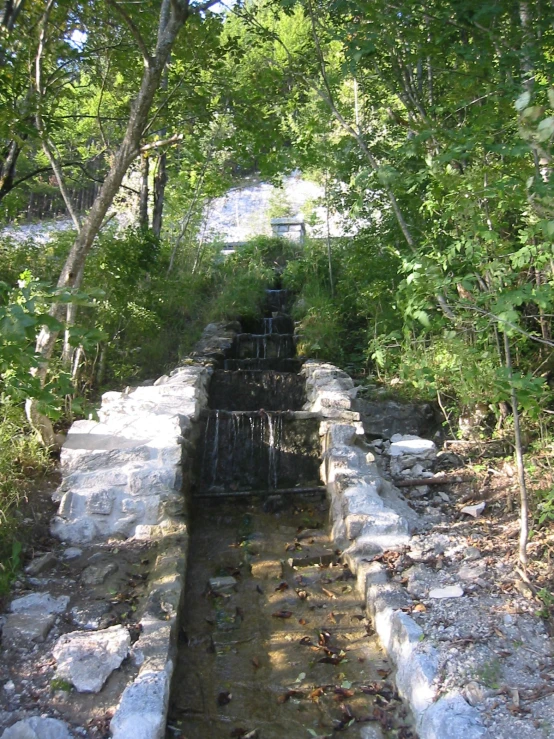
(166, 288), (414, 738)
(0, 286), (490, 739)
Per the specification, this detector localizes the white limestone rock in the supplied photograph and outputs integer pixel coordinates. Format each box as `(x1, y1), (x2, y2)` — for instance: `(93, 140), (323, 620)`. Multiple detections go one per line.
(10, 592), (69, 615)
(1, 717), (74, 739)
(81, 562), (117, 586)
(111, 669), (170, 739)
(429, 584), (464, 599)
(389, 434), (436, 458)
(24, 552), (56, 577)
(53, 625), (130, 693)
(2, 612), (56, 643)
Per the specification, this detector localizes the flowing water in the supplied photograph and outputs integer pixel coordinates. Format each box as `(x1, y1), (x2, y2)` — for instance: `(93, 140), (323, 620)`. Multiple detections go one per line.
(167, 288), (415, 739)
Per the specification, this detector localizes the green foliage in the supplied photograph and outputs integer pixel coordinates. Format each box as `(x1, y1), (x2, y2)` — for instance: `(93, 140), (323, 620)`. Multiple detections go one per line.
(204, 237), (290, 322)
(534, 487), (554, 527)
(536, 588), (554, 619)
(0, 401), (51, 594)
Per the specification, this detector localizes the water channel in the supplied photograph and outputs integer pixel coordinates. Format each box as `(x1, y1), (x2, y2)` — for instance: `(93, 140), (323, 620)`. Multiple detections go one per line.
(166, 288), (415, 739)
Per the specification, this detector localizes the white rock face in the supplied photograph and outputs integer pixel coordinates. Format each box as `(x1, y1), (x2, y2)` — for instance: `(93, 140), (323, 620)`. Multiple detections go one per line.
(53, 625), (131, 693)
(1, 717), (74, 739)
(429, 585), (464, 599)
(10, 593), (69, 615)
(389, 435), (437, 457)
(110, 669), (169, 739)
(51, 363), (211, 543)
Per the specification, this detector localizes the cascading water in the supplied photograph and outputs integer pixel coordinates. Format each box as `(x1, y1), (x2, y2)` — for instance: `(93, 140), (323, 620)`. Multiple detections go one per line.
(196, 286), (320, 496)
(168, 283), (416, 739)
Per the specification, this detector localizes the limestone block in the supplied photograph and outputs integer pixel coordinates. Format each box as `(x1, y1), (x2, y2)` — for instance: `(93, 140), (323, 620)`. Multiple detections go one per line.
(65, 468), (128, 490)
(321, 445), (367, 483)
(61, 444), (152, 475)
(418, 691), (489, 739)
(81, 561), (117, 586)
(405, 564), (435, 599)
(389, 434), (436, 458)
(312, 392), (352, 412)
(53, 625), (130, 693)
(71, 602), (111, 630)
(1, 717), (74, 739)
(51, 515), (98, 544)
(128, 466), (179, 496)
(10, 592), (69, 615)
(368, 581), (412, 621)
(312, 376), (354, 391)
(387, 610), (439, 715)
(318, 408), (361, 422)
(111, 669), (170, 739)
(24, 551), (56, 576)
(326, 423), (360, 448)
(101, 390), (123, 405)
(86, 490), (115, 516)
(2, 612), (56, 643)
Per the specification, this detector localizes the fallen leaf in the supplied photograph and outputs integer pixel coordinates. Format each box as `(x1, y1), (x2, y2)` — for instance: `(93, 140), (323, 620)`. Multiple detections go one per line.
(251, 657), (260, 669)
(217, 691), (232, 706)
(296, 589), (308, 600)
(299, 636), (314, 646)
(298, 618), (308, 626)
(413, 603), (426, 612)
(277, 689), (304, 704)
(318, 655), (344, 665)
(334, 688), (355, 700)
(328, 612), (337, 623)
(310, 687), (324, 702)
(272, 610), (293, 619)
(275, 582), (289, 592)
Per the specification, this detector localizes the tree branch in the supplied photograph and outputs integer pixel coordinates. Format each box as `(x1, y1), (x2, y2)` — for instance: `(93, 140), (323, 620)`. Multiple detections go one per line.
(105, 0), (151, 65)
(140, 133), (183, 152)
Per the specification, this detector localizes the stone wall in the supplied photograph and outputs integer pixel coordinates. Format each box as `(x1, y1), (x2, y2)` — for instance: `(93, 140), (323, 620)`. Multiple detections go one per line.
(301, 360), (488, 739)
(17, 322), (241, 739)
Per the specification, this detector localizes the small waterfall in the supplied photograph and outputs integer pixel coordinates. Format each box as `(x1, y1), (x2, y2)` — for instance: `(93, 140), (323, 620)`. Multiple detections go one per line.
(210, 410), (219, 486)
(196, 286), (320, 495)
(266, 412), (283, 489)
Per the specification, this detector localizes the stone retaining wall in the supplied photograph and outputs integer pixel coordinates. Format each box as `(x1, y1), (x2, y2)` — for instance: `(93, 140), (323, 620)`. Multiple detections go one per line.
(27, 322), (239, 739)
(301, 360), (489, 739)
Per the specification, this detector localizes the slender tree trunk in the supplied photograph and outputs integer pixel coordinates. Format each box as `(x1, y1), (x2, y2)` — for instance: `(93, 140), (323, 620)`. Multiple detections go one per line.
(152, 151), (167, 237)
(139, 152), (150, 229)
(34, 8), (187, 364)
(503, 331), (529, 565)
(0, 139), (22, 201)
(26, 0), (199, 448)
(324, 167), (334, 296)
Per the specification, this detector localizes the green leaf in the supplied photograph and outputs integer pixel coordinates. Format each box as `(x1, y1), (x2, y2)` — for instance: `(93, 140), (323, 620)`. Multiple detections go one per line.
(537, 117), (554, 142)
(515, 91), (531, 111)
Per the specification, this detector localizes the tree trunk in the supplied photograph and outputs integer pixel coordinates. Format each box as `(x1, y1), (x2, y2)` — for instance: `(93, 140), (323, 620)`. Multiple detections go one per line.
(26, 1), (193, 448)
(34, 9), (187, 364)
(152, 151), (167, 237)
(0, 139), (22, 201)
(503, 331), (529, 565)
(139, 152), (149, 229)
